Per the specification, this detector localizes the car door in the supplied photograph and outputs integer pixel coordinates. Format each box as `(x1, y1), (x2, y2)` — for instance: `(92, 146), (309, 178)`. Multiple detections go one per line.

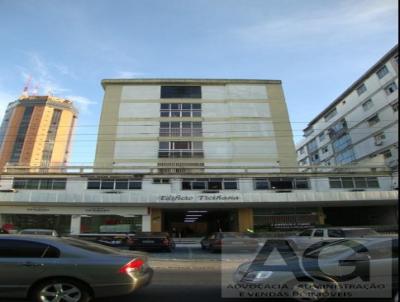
(0, 239), (56, 298)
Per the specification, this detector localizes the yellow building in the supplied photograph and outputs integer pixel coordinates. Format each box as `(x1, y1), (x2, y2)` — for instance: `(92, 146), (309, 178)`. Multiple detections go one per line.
(0, 95), (77, 171)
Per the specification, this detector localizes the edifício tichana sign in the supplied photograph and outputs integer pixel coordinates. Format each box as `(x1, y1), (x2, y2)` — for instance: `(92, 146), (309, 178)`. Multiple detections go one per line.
(159, 194), (241, 202)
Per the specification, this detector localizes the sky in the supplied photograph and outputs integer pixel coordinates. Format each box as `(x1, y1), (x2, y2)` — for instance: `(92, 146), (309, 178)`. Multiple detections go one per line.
(0, 0), (398, 165)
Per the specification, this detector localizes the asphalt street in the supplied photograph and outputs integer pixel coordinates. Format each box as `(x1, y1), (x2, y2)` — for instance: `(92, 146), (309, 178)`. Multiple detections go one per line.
(3, 246), (396, 302)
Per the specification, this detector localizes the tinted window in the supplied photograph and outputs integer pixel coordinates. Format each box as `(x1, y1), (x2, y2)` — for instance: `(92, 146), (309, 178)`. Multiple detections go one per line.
(328, 229), (345, 237)
(161, 86), (201, 98)
(313, 230), (324, 237)
(0, 239), (59, 258)
(299, 230), (312, 236)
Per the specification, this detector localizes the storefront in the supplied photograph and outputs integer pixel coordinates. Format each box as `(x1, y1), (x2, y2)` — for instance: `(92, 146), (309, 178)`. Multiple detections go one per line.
(0, 205), (149, 235)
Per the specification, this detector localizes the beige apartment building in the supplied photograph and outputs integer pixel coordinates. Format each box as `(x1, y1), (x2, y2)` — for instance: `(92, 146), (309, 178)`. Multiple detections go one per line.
(0, 95), (77, 171)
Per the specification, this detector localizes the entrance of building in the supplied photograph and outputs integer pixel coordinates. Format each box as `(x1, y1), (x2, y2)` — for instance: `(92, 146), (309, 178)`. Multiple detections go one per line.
(162, 209), (238, 237)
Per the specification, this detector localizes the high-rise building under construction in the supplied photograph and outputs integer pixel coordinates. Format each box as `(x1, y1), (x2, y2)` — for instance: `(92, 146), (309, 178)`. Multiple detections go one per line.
(0, 95), (77, 170)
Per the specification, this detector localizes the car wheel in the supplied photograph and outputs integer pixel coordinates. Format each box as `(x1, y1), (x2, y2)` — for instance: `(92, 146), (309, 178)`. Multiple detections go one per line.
(31, 278), (91, 302)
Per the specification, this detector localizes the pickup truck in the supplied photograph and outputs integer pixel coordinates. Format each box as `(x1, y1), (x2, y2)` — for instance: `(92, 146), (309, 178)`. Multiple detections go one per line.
(288, 227), (381, 250)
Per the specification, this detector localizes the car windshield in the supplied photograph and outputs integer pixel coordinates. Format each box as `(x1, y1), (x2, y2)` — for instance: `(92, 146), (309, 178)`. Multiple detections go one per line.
(61, 238), (121, 254)
(304, 239), (368, 259)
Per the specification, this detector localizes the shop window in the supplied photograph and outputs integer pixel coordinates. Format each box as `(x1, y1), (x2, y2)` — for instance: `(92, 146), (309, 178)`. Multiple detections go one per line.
(153, 178), (170, 184)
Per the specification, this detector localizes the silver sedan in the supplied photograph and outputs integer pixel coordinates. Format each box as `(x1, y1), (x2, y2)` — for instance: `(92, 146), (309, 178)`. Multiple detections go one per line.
(0, 235), (153, 302)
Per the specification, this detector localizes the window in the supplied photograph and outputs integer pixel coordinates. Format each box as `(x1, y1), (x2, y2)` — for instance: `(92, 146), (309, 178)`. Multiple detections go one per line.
(299, 230), (312, 236)
(313, 230), (324, 237)
(0, 239), (60, 258)
(367, 115), (380, 127)
(376, 65), (389, 79)
(158, 141), (203, 158)
(12, 178), (66, 190)
(335, 148), (356, 165)
(332, 134), (352, 152)
(329, 177), (379, 189)
(87, 179), (142, 190)
(384, 82), (398, 95)
(356, 84), (367, 95)
(254, 178), (270, 190)
(153, 178), (170, 184)
(182, 178), (238, 190)
(159, 121), (202, 137)
(161, 86), (201, 98)
(391, 101), (398, 112)
(362, 99), (373, 111)
(328, 119), (347, 139)
(318, 132), (326, 142)
(298, 147), (305, 155)
(160, 103), (201, 117)
(382, 150), (392, 158)
(321, 146), (329, 153)
(307, 139), (318, 153)
(328, 229), (345, 237)
(324, 108), (337, 121)
(374, 132), (385, 145)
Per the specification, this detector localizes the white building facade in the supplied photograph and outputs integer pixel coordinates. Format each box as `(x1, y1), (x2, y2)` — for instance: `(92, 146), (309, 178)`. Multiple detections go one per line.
(296, 46), (398, 170)
(0, 78), (397, 235)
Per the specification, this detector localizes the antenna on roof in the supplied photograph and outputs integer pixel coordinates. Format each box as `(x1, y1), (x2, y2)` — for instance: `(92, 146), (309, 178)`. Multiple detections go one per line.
(32, 81), (40, 96)
(21, 75), (32, 98)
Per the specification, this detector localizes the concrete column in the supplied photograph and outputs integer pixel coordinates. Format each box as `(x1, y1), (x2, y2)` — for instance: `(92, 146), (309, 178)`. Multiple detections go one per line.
(317, 207), (326, 225)
(150, 208), (162, 232)
(142, 215), (151, 232)
(70, 215), (81, 235)
(238, 208), (254, 232)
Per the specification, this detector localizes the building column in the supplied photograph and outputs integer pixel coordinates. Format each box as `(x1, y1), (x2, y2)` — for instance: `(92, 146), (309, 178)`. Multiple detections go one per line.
(70, 215), (81, 235)
(142, 215), (151, 232)
(317, 207), (326, 225)
(150, 208), (162, 232)
(238, 208), (254, 232)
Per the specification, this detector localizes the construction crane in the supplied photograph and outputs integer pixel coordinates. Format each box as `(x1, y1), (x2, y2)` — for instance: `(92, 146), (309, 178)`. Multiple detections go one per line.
(21, 75), (32, 98)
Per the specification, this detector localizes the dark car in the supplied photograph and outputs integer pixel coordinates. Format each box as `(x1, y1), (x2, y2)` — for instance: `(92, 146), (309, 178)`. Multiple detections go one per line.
(128, 232), (175, 252)
(201, 232), (259, 253)
(233, 238), (398, 301)
(0, 235), (153, 302)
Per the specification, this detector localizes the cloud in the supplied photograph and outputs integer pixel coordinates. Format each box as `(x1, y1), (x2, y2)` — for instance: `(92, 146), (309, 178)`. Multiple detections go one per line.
(65, 95), (97, 114)
(235, 0), (398, 47)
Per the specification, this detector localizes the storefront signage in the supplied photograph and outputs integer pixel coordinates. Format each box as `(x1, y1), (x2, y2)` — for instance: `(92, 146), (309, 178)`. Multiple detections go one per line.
(159, 194), (241, 202)
(84, 207), (111, 213)
(26, 207), (51, 212)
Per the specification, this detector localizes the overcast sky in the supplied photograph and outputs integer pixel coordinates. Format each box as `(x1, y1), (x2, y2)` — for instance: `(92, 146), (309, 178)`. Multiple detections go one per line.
(0, 0), (398, 164)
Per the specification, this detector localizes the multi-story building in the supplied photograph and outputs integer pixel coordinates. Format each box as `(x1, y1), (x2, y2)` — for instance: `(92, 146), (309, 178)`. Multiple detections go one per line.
(0, 95), (77, 170)
(296, 45), (398, 170)
(95, 79), (297, 173)
(0, 79), (397, 235)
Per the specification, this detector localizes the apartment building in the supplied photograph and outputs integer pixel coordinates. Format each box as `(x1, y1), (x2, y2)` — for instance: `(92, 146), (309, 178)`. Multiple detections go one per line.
(0, 95), (77, 170)
(296, 45), (398, 170)
(0, 79), (397, 235)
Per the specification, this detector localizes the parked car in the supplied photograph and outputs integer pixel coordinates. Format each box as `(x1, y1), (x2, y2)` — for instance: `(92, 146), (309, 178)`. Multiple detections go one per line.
(0, 235), (153, 302)
(19, 228), (59, 237)
(75, 233), (136, 248)
(233, 238), (398, 301)
(288, 227), (381, 250)
(201, 232), (259, 253)
(128, 232), (175, 252)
